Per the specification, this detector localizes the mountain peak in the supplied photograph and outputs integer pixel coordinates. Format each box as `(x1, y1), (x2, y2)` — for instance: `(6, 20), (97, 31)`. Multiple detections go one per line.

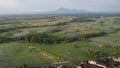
(56, 7), (70, 12)
(55, 7), (89, 14)
(43, 7), (90, 14)
(57, 7), (68, 10)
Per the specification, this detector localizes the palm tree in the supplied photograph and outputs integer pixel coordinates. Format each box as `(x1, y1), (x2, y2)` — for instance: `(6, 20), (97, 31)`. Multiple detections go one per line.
(87, 49), (95, 59)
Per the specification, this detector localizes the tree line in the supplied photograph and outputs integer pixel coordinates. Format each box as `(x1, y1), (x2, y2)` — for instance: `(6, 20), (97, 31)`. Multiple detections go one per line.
(0, 31), (107, 44)
(71, 17), (95, 22)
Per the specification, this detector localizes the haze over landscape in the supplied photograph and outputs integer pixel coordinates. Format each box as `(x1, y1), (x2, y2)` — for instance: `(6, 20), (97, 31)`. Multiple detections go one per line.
(0, 0), (120, 68)
(0, 0), (120, 14)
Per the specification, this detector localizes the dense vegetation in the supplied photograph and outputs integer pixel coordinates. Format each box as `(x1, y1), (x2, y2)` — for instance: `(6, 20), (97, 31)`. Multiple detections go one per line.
(71, 17), (95, 22)
(0, 15), (120, 68)
(0, 31), (107, 44)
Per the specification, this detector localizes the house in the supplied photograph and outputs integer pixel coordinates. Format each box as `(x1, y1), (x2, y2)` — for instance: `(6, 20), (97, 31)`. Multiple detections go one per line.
(111, 55), (120, 64)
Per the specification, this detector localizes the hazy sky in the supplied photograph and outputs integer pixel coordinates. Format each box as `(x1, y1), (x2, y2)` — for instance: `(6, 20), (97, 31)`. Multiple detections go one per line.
(0, 0), (120, 14)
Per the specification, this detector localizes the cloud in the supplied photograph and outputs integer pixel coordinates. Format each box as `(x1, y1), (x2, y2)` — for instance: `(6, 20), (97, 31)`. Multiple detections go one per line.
(0, 0), (17, 8)
(0, 0), (119, 14)
(68, 0), (120, 11)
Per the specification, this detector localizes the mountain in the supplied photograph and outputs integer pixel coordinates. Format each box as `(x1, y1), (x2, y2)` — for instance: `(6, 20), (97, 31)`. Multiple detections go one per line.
(17, 7), (120, 15)
(45, 7), (90, 14)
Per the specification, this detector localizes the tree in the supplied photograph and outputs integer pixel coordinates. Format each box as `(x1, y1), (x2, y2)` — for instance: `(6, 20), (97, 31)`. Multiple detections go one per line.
(87, 49), (95, 59)
(99, 20), (105, 26)
(94, 50), (109, 63)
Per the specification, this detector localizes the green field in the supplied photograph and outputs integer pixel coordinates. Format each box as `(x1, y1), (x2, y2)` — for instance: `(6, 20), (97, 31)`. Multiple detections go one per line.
(36, 41), (115, 60)
(90, 33), (120, 46)
(0, 42), (49, 67)
(0, 15), (120, 67)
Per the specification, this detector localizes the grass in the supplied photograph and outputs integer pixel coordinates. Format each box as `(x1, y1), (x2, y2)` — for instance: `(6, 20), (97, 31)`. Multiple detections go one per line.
(118, 65), (120, 68)
(0, 42), (49, 67)
(90, 33), (120, 46)
(0, 15), (120, 67)
(30, 41), (116, 61)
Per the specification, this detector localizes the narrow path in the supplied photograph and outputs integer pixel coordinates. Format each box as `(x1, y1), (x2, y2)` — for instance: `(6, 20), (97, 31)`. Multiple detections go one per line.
(26, 44), (65, 63)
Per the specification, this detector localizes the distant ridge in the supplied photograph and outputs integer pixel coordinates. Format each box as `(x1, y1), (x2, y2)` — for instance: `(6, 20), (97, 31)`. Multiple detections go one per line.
(46, 7), (90, 14)
(3, 7), (119, 15)
(40, 7), (120, 15)
(55, 7), (89, 13)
